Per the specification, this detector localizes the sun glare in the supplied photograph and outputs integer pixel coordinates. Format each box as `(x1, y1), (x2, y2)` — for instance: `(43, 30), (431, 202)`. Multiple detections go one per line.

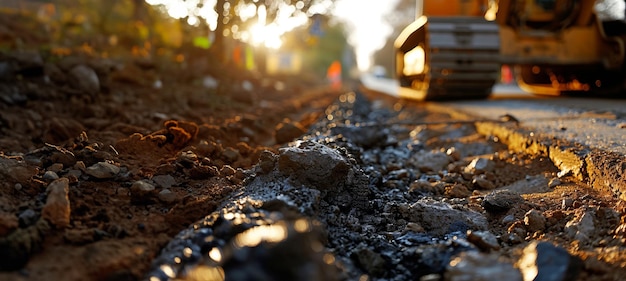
(332, 0), (401, 71)
(249, 23), (283, 49)
(144, 0), (312, 50)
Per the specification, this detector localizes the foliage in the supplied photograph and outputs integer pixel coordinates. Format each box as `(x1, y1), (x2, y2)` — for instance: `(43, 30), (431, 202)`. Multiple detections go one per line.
(300, 18), (351, 79)
(143, 0), (332, 59)
(0, 0), (349, 84)
(0, 0), (185, 57)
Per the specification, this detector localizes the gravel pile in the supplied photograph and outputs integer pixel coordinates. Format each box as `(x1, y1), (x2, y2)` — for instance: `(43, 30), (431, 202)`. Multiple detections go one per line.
(148, 91), (607, 281)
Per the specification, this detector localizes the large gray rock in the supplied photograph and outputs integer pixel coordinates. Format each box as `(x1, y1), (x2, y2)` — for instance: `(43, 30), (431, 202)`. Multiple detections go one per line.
(277, 141), (351, 191)
(407, 198), (488, 236)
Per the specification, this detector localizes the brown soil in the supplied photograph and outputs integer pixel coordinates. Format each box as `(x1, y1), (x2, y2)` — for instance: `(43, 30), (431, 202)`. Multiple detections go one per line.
(0, 41), (343, 280)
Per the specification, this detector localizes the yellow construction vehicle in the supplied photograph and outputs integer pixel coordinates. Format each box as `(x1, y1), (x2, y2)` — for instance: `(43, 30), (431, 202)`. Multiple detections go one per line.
(395, 0), (626, 99)
(394, 0), (500, 100)
(498, 0), (626, 95)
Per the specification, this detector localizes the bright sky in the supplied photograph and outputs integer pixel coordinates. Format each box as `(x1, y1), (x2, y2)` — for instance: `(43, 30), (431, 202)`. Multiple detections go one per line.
(332, 0), (400, 72)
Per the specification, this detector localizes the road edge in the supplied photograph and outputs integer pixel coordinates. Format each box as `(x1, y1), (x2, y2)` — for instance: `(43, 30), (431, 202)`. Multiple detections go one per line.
(427, 103), (626, 201)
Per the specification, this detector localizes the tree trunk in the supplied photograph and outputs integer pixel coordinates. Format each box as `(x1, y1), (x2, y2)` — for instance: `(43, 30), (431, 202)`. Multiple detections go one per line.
(212, 0), (227, 62)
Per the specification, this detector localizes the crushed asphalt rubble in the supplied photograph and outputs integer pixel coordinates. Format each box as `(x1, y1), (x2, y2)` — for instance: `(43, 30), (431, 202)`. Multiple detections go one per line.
(1, 48), (625, 280)
(147, 91), (626, 281)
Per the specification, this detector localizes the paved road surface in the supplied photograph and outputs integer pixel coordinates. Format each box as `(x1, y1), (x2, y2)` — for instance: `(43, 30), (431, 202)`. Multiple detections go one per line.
(360, 75), (626, 155)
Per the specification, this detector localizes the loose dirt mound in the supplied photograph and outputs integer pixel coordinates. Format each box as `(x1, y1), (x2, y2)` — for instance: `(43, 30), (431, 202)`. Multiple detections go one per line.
(0, 47), (341, 280)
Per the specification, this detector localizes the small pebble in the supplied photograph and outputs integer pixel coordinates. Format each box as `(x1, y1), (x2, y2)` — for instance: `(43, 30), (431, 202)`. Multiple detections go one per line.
(502, 214), (516, 225)
(153, 175), (177, 189)
(42, 178), (71, 228)
(467, 230), (500, 251)
(158, 189), (178, 204)
(562, 198), (574, 209)
(473, 175), (496, 190)
(47, 163), (64, 172)
(446, 147), (461, 161)
(130, 180), (156, 203)
(524, 209), (546, 233)
(18, 209), (38, 227)
(43, 171), (59, 180)
(85, 162), (120, 179)
(74, 161), (86, 171)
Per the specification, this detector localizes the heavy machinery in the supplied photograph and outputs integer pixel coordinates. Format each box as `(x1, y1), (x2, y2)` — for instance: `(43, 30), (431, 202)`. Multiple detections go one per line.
(394, 0), (500, 100)
(395, 0), (626, 100)
(498, 0), (626, 95)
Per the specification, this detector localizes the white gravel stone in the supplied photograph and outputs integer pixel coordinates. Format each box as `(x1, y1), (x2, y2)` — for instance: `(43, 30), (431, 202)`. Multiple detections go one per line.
(446, 147), (461, 161)
(85, 162), (120, 179)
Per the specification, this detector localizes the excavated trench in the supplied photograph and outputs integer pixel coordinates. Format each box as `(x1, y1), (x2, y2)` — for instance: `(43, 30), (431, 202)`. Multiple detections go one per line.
(148, 90), (626, 281)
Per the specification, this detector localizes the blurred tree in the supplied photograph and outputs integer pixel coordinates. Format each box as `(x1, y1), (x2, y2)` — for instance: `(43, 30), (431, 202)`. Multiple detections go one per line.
(372, 0), (416, 75)
(297, 15), (352, 80)
(18, 0), (194, 63)
(50, 0), (176, 51)
(145, 0), (331, 61)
